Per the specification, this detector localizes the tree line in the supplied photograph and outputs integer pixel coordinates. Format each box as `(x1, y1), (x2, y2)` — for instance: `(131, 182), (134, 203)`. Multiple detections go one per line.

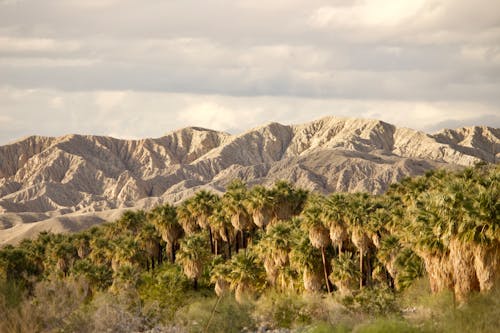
(0, 164), (498, 305)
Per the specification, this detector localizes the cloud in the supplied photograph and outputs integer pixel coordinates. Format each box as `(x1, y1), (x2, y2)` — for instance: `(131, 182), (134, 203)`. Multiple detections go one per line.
(95, 91), (127, 112)
(0, 0), (498, 143)
(0, 37), (80, 53)
(177, 101), (265, 132)
(309, 1), (427, 29)
(424, 114), (500, 133)
(0, 87), (498, 145)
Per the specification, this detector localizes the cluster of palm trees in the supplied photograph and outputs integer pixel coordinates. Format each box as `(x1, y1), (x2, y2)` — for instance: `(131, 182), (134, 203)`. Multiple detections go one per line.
(0, 165), (498, 304)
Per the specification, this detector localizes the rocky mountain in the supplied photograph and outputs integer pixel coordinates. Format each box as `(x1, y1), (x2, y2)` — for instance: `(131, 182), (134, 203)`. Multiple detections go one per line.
(0, 116), (498, 244)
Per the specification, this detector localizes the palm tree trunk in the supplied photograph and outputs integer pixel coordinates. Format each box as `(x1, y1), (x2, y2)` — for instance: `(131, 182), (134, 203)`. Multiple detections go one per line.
(171, 242), (176, 263)
(360, 248), (363, 289)
(158, 243), (163, 266)
(235, 232), (240, 253)
(223, 227), (232, 259)
(208, 227), (214, 254)
(321, 247), (332, 293)
(366, 252), (371, 287)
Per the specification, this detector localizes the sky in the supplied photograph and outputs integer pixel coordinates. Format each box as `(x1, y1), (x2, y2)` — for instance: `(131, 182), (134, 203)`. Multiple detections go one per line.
(0, 0), (499, 144)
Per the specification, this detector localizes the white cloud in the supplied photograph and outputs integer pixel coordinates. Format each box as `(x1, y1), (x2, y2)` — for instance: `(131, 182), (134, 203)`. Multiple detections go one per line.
(0, 57), (98, 67)
(0, 37), (80, 53)
(1, 87), (498, 145)
(49, 96), (63, 109)
(95, 91), (127, 112)
(177, 101), (264, 132)
(309, 1), (427, 29)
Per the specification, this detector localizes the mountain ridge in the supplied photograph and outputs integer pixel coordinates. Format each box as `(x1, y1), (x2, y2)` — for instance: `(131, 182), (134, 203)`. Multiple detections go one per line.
(0, 116), (498, 244)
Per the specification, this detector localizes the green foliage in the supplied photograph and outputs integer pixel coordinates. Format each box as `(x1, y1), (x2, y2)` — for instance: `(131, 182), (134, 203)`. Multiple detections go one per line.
(174, 295), (254, 333)
(342, 287), (399, 316)
(138, 263), (193, 320)
(0, 279), (25, 308)
(253, 292), (311, 328)
(0, 245), (39, 282)
(71, 259), (113, 291)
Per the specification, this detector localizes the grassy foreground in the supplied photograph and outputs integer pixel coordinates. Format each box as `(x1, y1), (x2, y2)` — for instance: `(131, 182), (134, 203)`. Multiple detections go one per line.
(1, 272), (499, 332)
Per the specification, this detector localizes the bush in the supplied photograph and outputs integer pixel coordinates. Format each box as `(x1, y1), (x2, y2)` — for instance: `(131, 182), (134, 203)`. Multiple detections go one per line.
(174, 295), (254, 333)
(252, 292), (310, 328)
(138, 263), (196, 321)
(342, 287), (399, 316)
(0, 277), (92, 333)
(253, 292), (356, 330)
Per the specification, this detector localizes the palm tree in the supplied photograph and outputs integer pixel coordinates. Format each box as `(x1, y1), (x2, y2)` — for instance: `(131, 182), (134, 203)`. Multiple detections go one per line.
(325, 194), (349, 255)
(136, 222), (161, 270)
(271, 180), (307, 221)
(223, 179), (251, 251)
(111, 210), (147, 237)
(439, 178), (480, 302)
(210, 257), (231, 297)
(376, 235), (401, 288)
(301, 195), (332, 293)
(176, 233), (211, 290)
(209, 202), (234, 258)
(177, 198), (200, 235)
(89, 234), (114, 266)
(50, 240), (77, 277)
(73, 233), (90, 259)
(397, 171), (455, 295)
(246, 185), (274, 229)
(469, 167), (500, 292)
(226, 252), (265, 304)
(110, 236), (143, 274)
(255, 221), (293, 289)
(290, 231), (324, 293)
(190, 190), (220, 253)
(149, 204), (183, 263)
(345, 193), (374, 289)
(329, 252), (360, 296)
(0, 246), (35, 282)
(409, 202), (453, 294)
(394, 248), (425, 291)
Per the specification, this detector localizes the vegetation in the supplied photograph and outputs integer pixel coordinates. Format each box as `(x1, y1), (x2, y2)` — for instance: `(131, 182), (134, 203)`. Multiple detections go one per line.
(0, 164), (498, 332)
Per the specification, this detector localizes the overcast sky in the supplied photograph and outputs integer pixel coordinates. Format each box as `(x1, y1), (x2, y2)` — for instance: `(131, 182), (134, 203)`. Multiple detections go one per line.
(0, 0), (499, 144)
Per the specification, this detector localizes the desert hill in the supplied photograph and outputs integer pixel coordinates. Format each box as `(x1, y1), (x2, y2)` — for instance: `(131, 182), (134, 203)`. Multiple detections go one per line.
(0, 116), (498, 243)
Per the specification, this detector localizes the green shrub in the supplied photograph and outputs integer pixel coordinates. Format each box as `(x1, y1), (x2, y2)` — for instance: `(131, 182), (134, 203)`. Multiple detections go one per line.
(175, 295), (254, 333)
(138, 263), (193, 320)
(342, 287), (399, 316)
(253, 292), (310, 328)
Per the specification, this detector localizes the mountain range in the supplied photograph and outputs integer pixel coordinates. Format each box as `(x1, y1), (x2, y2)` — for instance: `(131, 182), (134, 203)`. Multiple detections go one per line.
(0, 116), (498, 244)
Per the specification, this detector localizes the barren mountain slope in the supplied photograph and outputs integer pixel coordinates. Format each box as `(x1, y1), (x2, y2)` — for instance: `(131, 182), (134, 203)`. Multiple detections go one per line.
(0, 116), (498, 244)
